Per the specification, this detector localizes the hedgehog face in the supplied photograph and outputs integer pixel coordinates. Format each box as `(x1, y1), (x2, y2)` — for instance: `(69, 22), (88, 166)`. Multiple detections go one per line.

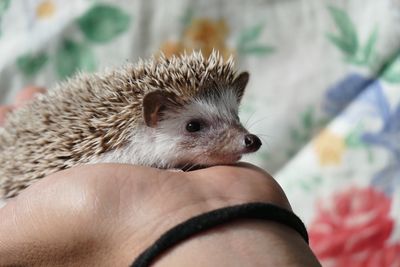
(142, 72), (262, 169)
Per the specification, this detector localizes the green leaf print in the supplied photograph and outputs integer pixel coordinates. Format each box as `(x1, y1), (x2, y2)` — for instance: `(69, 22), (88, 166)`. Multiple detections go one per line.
(362, 27), (378, 65)
(17, 52), (48, 77)
(326, 34), (354, 56)
(287, 106), (327, 157)
(327, 6), (358, 56)
(344, 125), (375, 162)
(382, 54), (400, 83)
(302, 106), (314, 129)
(180, 7), (194, 27)
(78, 4), (130, 43)
(238, 24), (264, 45)
(299, 176), (322, 192)
(55, 39), (95, 79)
(327, 6), (383, 70)
(0, 0), (10, 15)
(345, 130), (363, 148)
(238, 24), (274, 55)
(344, 27), (379, 66)
(240, 45), (274, 55)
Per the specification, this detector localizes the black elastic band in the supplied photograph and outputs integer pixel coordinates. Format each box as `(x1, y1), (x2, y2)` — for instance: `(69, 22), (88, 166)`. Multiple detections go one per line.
(131, 202), (308, 267)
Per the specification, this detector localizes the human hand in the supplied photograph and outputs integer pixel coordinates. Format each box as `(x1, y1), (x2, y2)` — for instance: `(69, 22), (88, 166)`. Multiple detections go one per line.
(0, 162), (307, 266)
(0, 88), (320, 267)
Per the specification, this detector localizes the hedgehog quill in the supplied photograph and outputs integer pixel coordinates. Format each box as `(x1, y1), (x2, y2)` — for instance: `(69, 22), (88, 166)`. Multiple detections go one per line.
(0, 51), (261, 199)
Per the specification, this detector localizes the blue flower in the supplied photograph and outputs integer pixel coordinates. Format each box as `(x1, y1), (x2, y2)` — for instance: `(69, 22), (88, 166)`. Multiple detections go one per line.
(370, 163), (400, 195)
(362, 100), (400, 196)
(323, 73), (375, 116)
(362, 103), (400, 160)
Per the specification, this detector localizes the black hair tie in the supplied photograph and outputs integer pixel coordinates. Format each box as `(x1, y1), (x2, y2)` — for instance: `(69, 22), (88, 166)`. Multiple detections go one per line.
(131, 202), (308, 267)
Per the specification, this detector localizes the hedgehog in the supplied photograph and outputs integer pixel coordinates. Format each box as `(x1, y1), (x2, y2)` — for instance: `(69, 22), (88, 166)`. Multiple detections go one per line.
(0, 51), (262, 199)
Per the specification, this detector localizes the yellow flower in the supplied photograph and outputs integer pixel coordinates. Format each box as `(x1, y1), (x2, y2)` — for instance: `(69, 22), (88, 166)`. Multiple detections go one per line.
(36, 0), (55, 19)
(159, 18), (234, 60)
(314, 130), (345, 165)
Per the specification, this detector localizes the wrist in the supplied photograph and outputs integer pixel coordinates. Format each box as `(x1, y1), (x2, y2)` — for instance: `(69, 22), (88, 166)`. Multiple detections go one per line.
(154, 220), (321, 267)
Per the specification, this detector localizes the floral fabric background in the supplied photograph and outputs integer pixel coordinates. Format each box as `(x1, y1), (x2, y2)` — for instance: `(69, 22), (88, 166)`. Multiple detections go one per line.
(1, 0), (400, 266)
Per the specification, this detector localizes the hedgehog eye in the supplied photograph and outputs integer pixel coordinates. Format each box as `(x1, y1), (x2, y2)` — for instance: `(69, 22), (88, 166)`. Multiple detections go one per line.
(186, 119), (203, 133)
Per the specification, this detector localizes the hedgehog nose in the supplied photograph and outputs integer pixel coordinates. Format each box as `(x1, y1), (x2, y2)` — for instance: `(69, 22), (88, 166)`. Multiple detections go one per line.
(244, 134), (262, 152)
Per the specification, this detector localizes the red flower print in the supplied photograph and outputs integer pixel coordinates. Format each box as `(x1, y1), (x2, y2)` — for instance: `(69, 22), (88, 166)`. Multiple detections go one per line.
(309, 187), (393, 259)
(335, 243), (400, 267)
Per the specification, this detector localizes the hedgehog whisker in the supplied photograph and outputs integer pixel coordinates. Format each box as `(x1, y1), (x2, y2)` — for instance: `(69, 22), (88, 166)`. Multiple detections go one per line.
(246, 116), (271, 131)
(184, 153), (205, 172)
(253, 133), (272, 139)
(179, 157), (196, 171)
(180, 161), (192, 171)
(242, 111), (257, 129)
(186, 163), (199, 172)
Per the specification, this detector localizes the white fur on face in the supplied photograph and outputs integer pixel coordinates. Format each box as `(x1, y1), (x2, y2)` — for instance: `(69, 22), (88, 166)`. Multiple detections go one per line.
(89, 88), (247, 168)
(88, 126), (184, 168)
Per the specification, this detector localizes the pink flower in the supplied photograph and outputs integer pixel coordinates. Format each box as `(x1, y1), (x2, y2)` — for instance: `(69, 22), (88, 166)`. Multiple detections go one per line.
(336, 243), (400, 267)
(309, 187), (393, 259)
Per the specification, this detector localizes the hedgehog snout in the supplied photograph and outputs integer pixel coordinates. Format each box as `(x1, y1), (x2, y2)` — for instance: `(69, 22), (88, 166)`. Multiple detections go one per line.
(242, 134), (262, 153)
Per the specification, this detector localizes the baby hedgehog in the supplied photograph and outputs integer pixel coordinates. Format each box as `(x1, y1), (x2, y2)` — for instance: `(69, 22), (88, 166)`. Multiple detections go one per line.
(0, 51), (262, 199)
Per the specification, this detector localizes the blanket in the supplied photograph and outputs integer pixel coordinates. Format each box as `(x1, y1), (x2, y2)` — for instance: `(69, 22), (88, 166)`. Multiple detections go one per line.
(1, 0), (400, 265)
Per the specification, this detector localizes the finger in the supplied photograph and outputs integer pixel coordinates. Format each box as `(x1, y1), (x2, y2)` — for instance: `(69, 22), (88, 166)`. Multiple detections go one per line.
(14, 86), (46, 108)
(0, 105), (14, 126)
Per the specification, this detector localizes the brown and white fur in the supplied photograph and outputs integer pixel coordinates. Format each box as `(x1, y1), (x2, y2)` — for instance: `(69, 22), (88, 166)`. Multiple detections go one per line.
(0, 51), (261, 199)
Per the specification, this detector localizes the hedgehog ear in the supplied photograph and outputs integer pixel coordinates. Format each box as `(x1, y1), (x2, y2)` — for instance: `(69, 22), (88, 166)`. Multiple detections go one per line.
(232, 72), (249, 103)
(143, 90), (177, 128)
